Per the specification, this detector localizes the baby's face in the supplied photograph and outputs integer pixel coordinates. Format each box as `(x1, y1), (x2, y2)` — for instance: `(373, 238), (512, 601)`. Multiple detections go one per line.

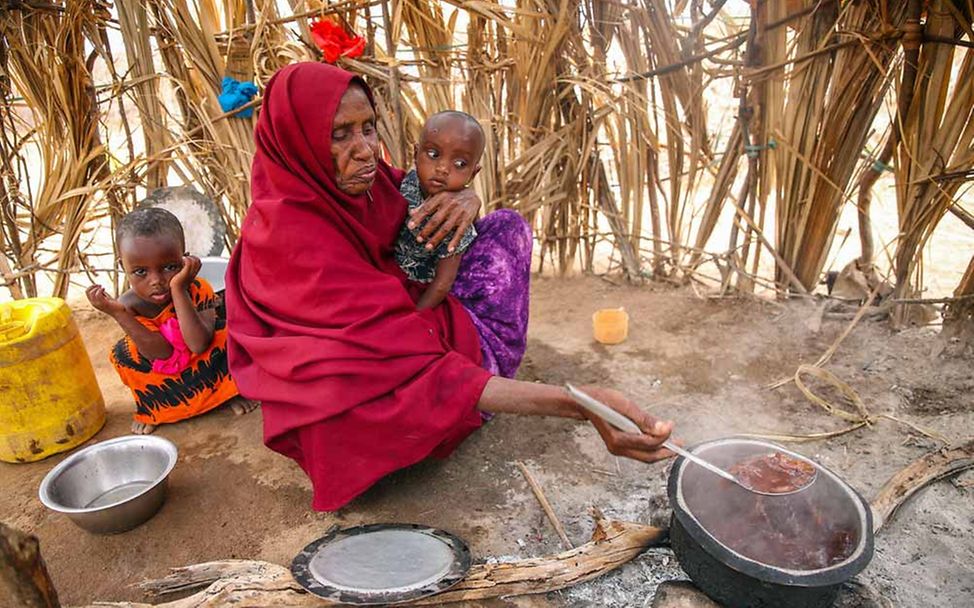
(118, 234), (185, 306)
(414, 115), (482, 196)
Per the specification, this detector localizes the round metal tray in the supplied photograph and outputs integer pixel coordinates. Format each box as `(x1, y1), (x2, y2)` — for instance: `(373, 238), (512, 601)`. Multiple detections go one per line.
(140, 186), (227, 257)
(291, 523), (471, 605)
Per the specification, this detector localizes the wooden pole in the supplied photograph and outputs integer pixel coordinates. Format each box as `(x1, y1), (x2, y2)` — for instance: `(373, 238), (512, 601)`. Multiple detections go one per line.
(856, 0), (924, 264)
(0, 522), (60, 608)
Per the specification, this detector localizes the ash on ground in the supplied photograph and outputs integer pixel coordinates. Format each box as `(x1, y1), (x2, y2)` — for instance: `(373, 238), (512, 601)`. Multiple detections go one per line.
(558, 548), (689, 607)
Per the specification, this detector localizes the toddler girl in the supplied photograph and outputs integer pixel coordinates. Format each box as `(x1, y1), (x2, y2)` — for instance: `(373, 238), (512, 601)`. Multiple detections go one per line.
(86, 207), (256, 434)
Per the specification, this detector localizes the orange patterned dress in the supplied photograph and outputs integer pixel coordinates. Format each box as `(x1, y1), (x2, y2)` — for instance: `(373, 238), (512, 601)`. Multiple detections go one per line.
(110, 278), (239, 426)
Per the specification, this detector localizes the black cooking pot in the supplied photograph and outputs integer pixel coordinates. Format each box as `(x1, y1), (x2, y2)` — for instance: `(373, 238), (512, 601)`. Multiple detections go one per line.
(666, 438), (874, 608)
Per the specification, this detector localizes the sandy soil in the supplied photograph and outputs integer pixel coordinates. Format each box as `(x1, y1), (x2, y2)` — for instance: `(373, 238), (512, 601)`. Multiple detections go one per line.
(1, 277), (972, 607)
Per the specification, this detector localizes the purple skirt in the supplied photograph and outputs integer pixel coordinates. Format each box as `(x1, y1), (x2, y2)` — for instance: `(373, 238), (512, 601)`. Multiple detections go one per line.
(450, 209), (532, 379)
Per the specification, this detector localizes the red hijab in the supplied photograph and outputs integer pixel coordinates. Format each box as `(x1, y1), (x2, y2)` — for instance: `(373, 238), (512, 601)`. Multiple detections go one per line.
(225, 63), (491, 510)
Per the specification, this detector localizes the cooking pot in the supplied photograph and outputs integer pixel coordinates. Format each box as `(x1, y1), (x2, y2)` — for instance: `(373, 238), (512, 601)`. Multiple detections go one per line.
(666, 438), (874, 608)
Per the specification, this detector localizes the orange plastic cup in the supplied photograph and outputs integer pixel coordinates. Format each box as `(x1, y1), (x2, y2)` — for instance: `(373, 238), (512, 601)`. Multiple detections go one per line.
(592, 308), (629, 345)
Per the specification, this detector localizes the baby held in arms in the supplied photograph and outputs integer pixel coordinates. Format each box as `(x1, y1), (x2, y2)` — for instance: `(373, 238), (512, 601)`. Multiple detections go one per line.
(394, 111), (485, 309)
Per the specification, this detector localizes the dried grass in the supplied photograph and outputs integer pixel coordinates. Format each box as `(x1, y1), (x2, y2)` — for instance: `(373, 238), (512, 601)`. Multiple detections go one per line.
(760, 1), (910, 293)
(890, 0), (974, 326)
(0, 0), (971, 314)
(0, 1), (118, 298)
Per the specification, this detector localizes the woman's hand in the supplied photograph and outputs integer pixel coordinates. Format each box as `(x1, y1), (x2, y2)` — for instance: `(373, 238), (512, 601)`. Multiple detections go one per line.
(170, 255), (201, 291)
(576, 385), (675, 463)
(477, 378), (674, 463)
(408, 188), (480, 252)
(86, 285), (128, 317)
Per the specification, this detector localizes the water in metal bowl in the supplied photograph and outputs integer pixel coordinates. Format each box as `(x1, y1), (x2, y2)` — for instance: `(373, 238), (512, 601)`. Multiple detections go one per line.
(38, 435), (178, 534)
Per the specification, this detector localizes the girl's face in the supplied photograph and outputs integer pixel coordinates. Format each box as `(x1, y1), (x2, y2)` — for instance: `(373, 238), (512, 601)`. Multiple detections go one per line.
(330, 84), (380, 196)
(119, 234), (184, 306)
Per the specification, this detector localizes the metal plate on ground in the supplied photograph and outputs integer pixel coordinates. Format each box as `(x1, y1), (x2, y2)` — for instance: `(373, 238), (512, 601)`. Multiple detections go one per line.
(291, 523), (471, 605)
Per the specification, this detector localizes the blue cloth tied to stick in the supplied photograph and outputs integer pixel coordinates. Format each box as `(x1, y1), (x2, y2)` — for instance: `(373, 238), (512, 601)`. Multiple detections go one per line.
(218, 77), (258, 118)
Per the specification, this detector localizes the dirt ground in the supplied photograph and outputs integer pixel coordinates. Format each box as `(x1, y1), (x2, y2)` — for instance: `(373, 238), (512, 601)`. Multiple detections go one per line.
(1, 277), (972, 607)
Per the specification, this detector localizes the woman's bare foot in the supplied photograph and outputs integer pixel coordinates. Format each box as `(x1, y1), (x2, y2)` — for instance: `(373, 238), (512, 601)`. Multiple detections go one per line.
(131, 420), (157, 435)
(227, 396), (260, 416)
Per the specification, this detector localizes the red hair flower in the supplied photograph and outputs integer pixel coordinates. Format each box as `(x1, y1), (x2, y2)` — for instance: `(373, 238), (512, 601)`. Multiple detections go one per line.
(310, 18), (365, 64)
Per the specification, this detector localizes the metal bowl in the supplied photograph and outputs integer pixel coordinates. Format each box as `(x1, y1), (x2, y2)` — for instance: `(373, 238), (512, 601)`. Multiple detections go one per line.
(38, 435), (178, 534)
(198, 256), (229, 293)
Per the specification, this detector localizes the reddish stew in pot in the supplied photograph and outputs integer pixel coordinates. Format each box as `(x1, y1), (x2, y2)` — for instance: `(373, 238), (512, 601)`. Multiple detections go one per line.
(682, 452), (858, 571)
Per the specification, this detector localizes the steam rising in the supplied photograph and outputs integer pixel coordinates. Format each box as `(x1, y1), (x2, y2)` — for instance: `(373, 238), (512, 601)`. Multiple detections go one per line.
(678, 440), (863, 571)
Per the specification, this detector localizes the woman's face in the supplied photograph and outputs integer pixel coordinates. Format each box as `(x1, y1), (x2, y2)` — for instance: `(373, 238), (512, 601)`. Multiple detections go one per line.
(330, 84), (379, 196)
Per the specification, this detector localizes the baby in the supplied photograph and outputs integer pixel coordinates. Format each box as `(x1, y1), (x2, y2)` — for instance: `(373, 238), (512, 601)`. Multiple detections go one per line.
(86, 207), (256, 434)
(394, 111), (485, 309)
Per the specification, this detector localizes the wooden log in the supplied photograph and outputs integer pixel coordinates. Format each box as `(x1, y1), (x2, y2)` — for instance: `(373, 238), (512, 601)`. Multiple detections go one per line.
(0, 522), (60, 608)
(411, 515), (665, 605)
(81, 515), (666, 607)
(871, 438), (974, 533)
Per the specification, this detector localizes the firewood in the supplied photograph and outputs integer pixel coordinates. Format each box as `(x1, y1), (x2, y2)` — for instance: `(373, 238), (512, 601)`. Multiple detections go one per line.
(870, 438), (974, 533)
(516, 460), (574, 550)
(78, 514), (665, 607)
(0, 522), (60, 608)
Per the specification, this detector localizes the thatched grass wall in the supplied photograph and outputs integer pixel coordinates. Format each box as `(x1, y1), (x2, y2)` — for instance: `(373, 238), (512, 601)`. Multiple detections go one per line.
(0, 0), (972, 326)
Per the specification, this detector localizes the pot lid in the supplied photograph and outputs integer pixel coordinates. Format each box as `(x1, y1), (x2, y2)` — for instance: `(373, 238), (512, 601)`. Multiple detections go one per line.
(291, 523), (471, 605)
(139, 187), (227, 257)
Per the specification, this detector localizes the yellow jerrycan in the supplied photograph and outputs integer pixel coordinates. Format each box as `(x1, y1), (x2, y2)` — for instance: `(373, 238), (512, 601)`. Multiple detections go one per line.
(0, 298), (105, 463)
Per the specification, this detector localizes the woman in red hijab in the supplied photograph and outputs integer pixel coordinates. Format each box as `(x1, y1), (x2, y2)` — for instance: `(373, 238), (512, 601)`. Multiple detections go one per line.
(225, 63), (674, 511)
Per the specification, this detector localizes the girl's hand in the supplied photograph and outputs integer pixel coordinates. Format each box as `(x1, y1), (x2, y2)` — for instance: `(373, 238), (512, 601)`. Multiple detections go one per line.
(170, 255), (201, 291)
(577, 385), (675, 463)
(408, 188), (480, 252)
(86, 285), (127, 317)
